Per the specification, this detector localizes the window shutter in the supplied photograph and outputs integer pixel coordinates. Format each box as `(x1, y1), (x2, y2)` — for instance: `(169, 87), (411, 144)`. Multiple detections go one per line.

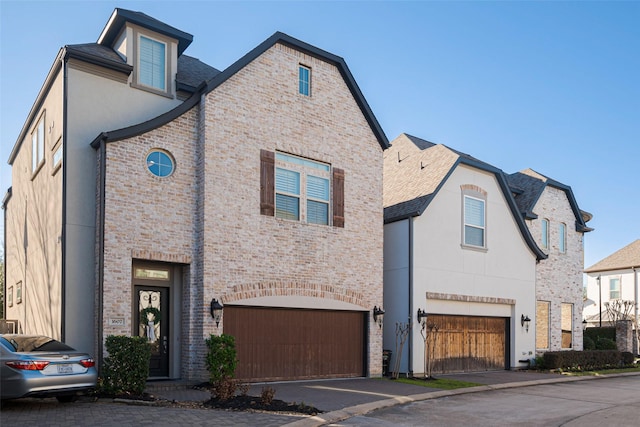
(260, 150), (275, 216)
(332, 168), (344, 228)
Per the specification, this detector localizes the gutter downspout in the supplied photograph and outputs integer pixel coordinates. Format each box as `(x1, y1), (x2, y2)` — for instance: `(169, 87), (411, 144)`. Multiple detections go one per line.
(96, 139), (106, 375)
(408, 217), (414, 376)
(634, 267), (639, 355)
(61, 57), (67, 341)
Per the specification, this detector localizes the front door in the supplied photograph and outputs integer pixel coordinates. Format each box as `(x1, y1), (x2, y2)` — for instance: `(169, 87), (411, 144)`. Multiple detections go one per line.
(135, 286), (169, 377)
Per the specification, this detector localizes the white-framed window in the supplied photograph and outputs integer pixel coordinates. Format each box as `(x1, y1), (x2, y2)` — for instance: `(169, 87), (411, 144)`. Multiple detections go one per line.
(463, 195), (485, 247)
(275, 152), (330, 225)
(52, 137), (62, 174)
(541, 218), (549, 250)
(299, 65), (311, 96)
(558, 222), (566, 253)
(31, 114), (45, 174)
(139, 35), (166, 91)
(609, 277), (621, 299)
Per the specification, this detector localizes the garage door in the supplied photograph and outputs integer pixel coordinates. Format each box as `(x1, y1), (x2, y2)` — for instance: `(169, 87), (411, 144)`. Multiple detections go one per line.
(224, 306), (365, 381)
(428, 314), (508, 373)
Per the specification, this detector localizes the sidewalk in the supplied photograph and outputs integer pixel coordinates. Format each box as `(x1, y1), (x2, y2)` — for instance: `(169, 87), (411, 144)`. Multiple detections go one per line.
(147, 370), (640, 427)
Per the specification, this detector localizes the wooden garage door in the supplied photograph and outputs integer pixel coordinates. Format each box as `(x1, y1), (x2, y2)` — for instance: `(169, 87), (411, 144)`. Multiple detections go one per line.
(429, 314), (508, 373)
(224, 306), (365, 381)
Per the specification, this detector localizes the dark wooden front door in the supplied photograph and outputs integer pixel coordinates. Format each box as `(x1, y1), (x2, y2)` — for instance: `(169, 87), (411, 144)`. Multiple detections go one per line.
(428, 314), (508, 373)
(224, 307), (365, 381)
(135, 286), (169, 377)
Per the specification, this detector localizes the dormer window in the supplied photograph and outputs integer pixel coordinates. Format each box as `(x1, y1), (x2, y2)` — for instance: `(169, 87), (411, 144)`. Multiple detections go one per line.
(139, 35), (166, 91)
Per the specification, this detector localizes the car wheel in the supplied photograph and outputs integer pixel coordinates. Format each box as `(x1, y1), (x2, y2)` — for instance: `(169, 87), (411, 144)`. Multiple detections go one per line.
(56, 395), (77, 403)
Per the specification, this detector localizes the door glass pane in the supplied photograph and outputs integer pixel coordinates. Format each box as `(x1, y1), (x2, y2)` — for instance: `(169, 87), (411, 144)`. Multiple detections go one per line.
(139, 290), (162, 348)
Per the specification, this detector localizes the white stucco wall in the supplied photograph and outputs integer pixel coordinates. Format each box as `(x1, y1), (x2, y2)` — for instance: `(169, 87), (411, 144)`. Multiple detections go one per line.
(410, 164), (537, 371)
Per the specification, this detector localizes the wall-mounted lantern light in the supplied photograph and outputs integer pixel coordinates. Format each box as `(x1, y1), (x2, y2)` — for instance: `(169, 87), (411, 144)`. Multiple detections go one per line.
(521, 314), (531, 333)
(582, 319), (588, 331)
(373, 306), (385, 329)
(417, 308), (428, 328)
(210, 298), (224, 327)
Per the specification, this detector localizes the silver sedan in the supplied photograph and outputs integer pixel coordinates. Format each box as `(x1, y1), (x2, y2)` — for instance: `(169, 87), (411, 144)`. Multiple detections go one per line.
(0, 334), (98, 402)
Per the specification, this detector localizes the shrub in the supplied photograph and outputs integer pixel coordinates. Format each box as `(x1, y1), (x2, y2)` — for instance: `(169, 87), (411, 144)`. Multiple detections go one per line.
(100, 335), (151, 396)
(260, 386), (276, 406)
(621, 352), (635, 366)
(595, 337), (616, 350)
(584, 327), (615, 342)
(542, 350), (627, 371)
(205, 334), (238, 384)
(583, 335), (595, 350)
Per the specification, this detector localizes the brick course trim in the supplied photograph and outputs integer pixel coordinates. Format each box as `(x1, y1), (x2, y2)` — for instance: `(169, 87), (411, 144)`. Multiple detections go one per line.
(224, 282), (365, 307)
(427, 292), (515, 305)
(131, 249), (191, 265)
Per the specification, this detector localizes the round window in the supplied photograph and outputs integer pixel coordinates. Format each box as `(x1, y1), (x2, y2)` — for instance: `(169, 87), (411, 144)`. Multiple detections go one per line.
(146, 150), (174, 177)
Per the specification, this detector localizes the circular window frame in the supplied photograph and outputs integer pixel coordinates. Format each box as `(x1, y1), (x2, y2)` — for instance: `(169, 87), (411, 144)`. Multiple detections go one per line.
(146, 149), (175, 178)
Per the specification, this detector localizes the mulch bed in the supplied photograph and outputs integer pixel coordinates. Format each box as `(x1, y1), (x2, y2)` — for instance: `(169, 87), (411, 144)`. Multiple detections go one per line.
(203, 394), (321, 415)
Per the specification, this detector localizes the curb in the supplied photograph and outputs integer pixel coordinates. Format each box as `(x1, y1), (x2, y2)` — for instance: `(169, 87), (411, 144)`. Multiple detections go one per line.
(282, 371), (640, 427)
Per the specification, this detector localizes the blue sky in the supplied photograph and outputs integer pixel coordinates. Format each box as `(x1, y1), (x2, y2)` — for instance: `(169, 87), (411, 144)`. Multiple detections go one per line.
(1, 0), (638, 269)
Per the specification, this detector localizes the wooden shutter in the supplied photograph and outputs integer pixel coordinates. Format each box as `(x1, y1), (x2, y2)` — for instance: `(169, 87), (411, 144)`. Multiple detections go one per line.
(332, 168), (344, 228)
(260, 150), (275, 216)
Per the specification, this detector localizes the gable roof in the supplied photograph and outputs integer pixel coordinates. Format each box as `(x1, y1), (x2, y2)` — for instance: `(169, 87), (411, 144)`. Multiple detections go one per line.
(384, 133), (546, 261)
(98, 8), (193, 55)
(507, 169), (593, 233)
(91, 32), (389, 150)
(585, 239), (640, 273)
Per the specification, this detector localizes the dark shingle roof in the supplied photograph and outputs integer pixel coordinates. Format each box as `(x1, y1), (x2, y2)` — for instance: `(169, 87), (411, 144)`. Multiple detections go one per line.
(98, 8), (193, 55)
(176, 55), (221, 91)
(384, 194), (433, 223)
(404, 134), (436, 150)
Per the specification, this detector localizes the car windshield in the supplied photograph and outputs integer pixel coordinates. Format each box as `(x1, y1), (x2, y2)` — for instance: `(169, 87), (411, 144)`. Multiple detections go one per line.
(1, 335), (75, 352)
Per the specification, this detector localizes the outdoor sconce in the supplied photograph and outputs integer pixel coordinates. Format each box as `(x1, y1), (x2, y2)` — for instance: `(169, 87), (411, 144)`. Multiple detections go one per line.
(373, 306), (385, 329)
(210, 298), (224, 327)
(521, 314), (531, 333)
(417, 308), (428, 326)
(582, 319), (588, 331)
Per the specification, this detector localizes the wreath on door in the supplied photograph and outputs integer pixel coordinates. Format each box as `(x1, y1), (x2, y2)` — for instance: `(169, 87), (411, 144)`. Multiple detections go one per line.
(140, 307), (162, 326)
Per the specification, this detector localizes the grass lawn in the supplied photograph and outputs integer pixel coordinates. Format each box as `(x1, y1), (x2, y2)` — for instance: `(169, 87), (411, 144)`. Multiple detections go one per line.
(388, 377), (483, 390)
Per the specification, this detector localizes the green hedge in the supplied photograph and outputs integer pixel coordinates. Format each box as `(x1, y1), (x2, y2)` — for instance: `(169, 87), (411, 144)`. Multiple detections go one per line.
(584, 327), (616, 342)
(100, 335), (151, 396)
(542, 350), (632, 371)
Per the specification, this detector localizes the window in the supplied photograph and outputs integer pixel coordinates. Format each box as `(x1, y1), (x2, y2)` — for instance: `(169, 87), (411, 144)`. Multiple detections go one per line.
(609, 277), (621, 299)
(8, 286), (13, 307)
(561, 303), (573, 349)
(52, 137), (62, 174)
(139, 36), (166, 91)
(536, 301), (550, 349)
(299, 65), (311, 96)
(146, 150), (175, 177)
(260, 150), (344, 227)
(275, 152), (329, 224)
(541, 218), (549, 249)
(558, 223), (566, 253)
(463, 195), (485, 247)
(31, 115), (45, 174)
(16, 281), (22, 304)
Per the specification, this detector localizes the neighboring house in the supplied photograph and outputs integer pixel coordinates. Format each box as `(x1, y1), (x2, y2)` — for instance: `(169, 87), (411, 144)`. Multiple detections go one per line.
(383, 134), (546, 374)
(507, 169), (593, 353)
(583, 240), (640, 330)
(3, 8), (389, 382)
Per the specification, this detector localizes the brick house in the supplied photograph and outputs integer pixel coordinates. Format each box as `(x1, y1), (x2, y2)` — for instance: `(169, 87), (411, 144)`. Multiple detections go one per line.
(3, 8), (388, 382)
(507, 169), (593, 353)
